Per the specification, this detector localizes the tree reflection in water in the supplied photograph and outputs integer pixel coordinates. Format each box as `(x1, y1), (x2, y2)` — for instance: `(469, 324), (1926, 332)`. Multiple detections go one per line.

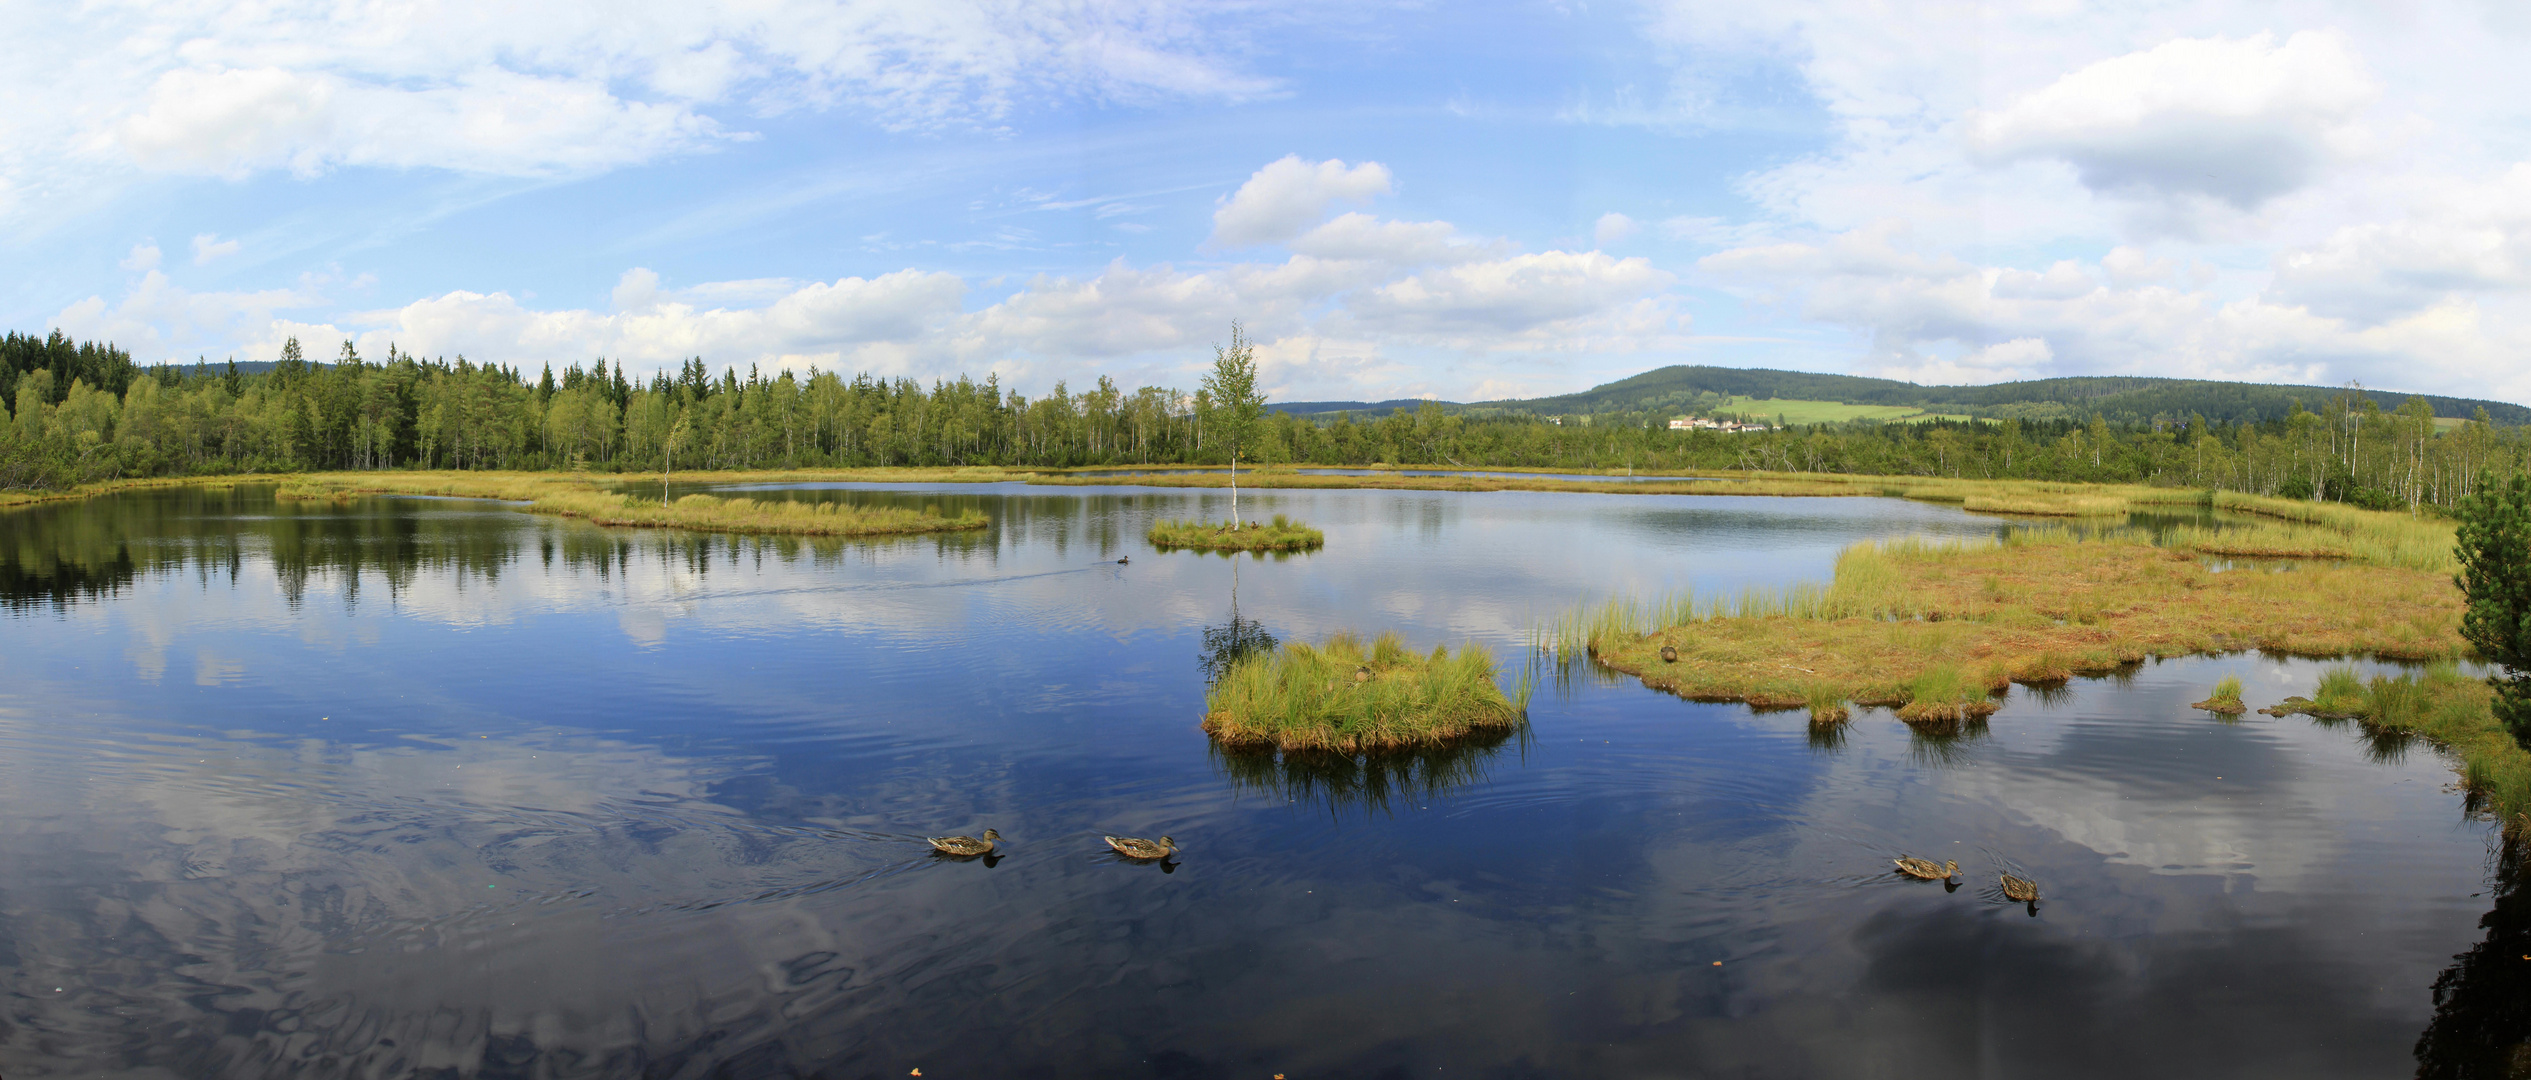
(2416, 842), (2531, 1078)
(1197, 613), (1279, 684)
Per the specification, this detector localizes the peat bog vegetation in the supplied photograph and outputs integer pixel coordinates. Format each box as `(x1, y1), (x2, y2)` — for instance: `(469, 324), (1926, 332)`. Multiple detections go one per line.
(1146, 513), (1325, 552)
(1545, 487), (2531, 828)
(1203, 631), (1529, 752)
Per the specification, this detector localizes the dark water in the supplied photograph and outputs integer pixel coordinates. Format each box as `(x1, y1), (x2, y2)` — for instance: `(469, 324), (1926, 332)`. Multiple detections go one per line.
(0, 483), (2514, 1078)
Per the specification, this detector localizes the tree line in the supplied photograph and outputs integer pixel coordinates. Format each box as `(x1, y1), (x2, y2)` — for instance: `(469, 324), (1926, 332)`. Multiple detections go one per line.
(3, 332), (2525, 511)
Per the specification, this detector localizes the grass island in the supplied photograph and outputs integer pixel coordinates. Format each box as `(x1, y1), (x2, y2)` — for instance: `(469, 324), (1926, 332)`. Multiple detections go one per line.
(273, 471), (987, 537)
(1552, 494), (2531, 825)
(1148, 513), (1325, 552)
(1203, 631), (1528, 752)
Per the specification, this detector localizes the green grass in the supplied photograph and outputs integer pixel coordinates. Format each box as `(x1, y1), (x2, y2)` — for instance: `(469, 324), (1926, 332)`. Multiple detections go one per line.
(2270, 664), (2531, 832)
(2192, 675), (2247, 715)
(1148, 513), (1325, 552)
(270, 472), (987, 536)
(1203, 631), (1529, 752)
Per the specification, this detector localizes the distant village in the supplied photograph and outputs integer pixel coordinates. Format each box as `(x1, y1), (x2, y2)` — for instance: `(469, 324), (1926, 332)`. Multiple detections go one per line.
(1666, 415), (1775, 433)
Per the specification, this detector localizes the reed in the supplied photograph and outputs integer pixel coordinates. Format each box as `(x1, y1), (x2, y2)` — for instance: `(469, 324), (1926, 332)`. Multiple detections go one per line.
(1203, 632), (1529, 752)
(1147, 513), (1326, 552)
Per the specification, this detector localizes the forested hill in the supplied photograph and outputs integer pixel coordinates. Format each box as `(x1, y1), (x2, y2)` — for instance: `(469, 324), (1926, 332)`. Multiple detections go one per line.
(1466, 365), (2531, 426)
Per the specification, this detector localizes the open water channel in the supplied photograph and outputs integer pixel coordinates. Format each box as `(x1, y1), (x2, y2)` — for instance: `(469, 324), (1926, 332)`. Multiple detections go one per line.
(0, 482), (2519, 1078)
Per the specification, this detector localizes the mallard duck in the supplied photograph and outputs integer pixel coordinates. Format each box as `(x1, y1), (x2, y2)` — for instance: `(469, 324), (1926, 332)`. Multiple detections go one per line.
(927, 828), (1000, 856)
(1105, 835), (1177, 860)
(1354, 665), (1373, 683)
(2001, 873), (2040, 903)
(1659, 644), (1678, 663)
(1116, 556), (1129, 565)
(1893, 856), (1958, 881)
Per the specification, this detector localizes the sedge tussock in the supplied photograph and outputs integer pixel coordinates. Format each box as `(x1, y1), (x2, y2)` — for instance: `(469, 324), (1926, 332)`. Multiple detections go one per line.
(1147, 514), (1326, 551)
(1203, 634), (1529, 752)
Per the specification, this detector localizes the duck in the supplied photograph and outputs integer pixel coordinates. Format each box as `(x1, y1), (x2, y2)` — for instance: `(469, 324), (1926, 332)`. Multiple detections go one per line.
(2000, 873), (2040, 903)
(1105, 835), (1177, 860)
(927, 828), (1001, 856)
(1116, 556), (1129, 565)
(1660, 644), (1679, 663)
(1893, 856), (1958, 881)
(1354, 665), (1373, 683)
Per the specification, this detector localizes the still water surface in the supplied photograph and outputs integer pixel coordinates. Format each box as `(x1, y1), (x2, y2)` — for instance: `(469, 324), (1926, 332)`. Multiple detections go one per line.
(0, 483), (2515, 1077)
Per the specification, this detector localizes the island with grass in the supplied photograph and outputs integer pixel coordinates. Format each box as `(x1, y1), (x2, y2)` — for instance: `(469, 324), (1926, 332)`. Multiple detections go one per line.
(1148, 513), (1325, 552)
(1203, 631), (1527, 752)
(274, 471), (987, 537)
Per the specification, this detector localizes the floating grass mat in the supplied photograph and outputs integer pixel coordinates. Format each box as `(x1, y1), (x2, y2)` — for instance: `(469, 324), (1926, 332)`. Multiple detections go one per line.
(273, 472), (986, 537)
(1553, 522), (2467, 723)
(2265, 664), (2531, 830)
(1204, 631), (1529, 752)
(1148, 514), (1325, 552)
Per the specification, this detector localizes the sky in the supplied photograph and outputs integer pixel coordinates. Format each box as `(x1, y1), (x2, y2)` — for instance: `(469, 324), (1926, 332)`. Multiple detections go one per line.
(7, 0), (2531, 406)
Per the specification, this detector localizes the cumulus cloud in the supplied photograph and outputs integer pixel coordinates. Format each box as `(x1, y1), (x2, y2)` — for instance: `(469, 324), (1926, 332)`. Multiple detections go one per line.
(1968, 32), (2379, 211)
(62, 164), (1684, 402)
(1209, 156), (1393, 247)
(1696, 222), (2531, 402)
(120, 242), (162, 272)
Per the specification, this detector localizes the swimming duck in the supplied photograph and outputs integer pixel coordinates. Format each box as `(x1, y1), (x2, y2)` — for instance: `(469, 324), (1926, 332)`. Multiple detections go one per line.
(1105, 835), (1177, 860)
(928, 828), (1001, 856)
(1117, 556), (1129, 565)
(1660, 644), (1678, 663)
(2000, 873), (2040, 903)
(1893, 856), (1958, 881)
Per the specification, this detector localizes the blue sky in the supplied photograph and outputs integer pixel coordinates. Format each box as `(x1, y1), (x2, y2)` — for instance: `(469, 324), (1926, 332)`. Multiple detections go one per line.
(9, 1), (2530, 405)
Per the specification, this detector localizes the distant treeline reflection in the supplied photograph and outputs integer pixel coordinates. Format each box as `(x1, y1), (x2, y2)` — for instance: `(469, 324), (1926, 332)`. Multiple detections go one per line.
(0, 484), (1076, 612)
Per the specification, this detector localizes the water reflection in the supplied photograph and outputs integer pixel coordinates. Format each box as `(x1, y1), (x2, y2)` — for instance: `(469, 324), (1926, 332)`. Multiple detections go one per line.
(1211, 732), (1524, 820)
(2418, 845), (2531, 1078)
(0, 484), (2515, 1077)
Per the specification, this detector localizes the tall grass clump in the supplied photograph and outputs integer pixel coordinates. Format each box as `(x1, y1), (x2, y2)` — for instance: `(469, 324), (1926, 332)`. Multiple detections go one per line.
(1897, 663), (1998, 723)
(1204, 632), (1529, 752)
(1148, 514), (1325, 552)
(2191, 675), (2247, 715)
(2271, 663), (2531, 830)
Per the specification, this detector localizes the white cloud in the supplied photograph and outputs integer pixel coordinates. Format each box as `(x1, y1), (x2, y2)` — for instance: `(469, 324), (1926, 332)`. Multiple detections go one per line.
(1696, 223), (2531, 402)
(1967, 32), (2379, 211)
(1593, 212), (1639, 247)
(120, 242), (162, 272)
(0, 0), (1284, 218)
(190, 233), (241, 266)
(1209, 155), (1394, 247)
(1286, 213), (1504, 266)
(63, 172), (1684, 401)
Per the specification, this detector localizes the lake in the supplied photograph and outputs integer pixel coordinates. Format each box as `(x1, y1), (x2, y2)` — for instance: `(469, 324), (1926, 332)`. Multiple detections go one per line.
(0, 482), (2511, 1078)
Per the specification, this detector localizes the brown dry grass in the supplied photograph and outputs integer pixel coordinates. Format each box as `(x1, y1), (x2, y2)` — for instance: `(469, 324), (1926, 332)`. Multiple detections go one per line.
(1585, 530), (2465, 719)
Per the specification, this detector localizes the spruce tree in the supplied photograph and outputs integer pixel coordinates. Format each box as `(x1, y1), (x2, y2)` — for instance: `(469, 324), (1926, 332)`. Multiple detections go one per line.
(2457, 472), (2531, 747)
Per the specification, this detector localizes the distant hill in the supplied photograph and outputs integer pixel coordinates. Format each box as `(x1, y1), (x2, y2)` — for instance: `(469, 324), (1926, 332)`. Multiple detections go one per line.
(1271, 398), (1458, 416)
(1461, 365), (2531, 426)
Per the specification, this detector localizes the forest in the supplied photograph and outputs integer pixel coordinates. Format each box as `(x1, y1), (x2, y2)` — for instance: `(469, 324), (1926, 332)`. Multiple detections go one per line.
(3, 330), (2526, 512)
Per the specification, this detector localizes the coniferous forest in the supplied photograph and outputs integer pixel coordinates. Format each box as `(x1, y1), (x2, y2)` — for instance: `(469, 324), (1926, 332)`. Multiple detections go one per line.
(3, 330), (2525, 512)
